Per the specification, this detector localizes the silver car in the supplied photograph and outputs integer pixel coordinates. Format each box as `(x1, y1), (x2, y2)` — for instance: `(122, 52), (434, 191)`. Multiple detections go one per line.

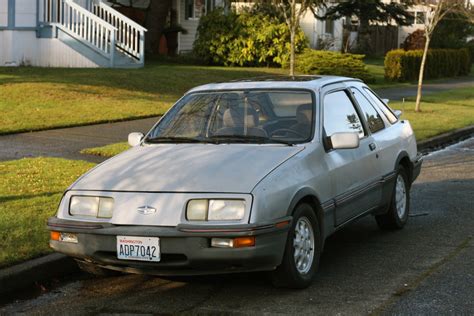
(48, 76), (422, 288)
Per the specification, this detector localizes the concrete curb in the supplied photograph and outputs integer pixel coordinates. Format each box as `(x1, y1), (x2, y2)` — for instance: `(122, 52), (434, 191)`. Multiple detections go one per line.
(417, 125), (474, 154)
(0, 125), (472, 296)
(0, 253), (78, 295)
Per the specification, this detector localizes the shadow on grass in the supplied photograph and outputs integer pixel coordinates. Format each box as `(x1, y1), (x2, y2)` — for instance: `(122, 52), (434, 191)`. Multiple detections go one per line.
(0, 192), (63, 203)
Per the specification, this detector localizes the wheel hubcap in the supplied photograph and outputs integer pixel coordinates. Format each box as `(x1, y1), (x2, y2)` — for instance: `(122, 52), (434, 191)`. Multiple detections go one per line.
(395, 174), (407, 218)
(293, 217), (315, 275)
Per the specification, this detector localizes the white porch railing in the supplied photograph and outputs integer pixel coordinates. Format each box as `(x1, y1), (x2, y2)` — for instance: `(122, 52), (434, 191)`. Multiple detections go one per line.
(40, 0), (117, 66)
(92, 1), (147, 63)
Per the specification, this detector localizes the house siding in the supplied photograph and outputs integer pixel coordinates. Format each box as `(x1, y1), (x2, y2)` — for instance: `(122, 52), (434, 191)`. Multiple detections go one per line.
(0, 0), (7, 27)
(0, 31), (99, 67)
(178, 0), (199, 53)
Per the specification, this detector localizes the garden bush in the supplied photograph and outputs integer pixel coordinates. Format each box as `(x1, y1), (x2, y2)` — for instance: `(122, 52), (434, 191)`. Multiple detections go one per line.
(193, 9), (307, 66)
(293, 49), (375, 82)
(384, 48), (471, 81)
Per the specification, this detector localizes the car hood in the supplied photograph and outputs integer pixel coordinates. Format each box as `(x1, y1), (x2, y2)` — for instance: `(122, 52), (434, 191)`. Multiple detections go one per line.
(71, 143), (304, 193)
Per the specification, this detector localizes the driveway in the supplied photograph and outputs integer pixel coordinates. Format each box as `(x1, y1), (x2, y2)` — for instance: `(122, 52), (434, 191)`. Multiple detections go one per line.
(0, 77), (473, 163)
(1, 138), (472, 315)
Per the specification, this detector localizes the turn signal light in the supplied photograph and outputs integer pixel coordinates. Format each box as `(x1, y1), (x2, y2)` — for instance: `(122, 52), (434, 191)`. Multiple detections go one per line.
(233, 236), (255, 248)
(50, 231), (61, 241)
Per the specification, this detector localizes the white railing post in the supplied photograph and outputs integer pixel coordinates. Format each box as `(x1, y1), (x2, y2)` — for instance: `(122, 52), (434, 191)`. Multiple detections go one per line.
(139, 31), (145, 64)
(110, 31), (116, 67)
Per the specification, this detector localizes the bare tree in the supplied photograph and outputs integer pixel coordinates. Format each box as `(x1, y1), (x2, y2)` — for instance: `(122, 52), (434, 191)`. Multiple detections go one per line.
(414, 0), (467, 112)
(271, 0), (325, 75)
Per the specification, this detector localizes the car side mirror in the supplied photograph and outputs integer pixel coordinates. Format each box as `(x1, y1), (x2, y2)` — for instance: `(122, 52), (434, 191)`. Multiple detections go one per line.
(329, 132), (359, 150)
(394, 110), (402, 119)
(382, 98), (390, 105)
(128, 132), (144, 147)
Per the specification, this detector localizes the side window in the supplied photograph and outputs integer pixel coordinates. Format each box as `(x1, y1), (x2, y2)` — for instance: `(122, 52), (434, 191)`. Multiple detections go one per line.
(351, 88), (385, 133)
(323, 90), (365, 138)
(363, 88), (398, 124)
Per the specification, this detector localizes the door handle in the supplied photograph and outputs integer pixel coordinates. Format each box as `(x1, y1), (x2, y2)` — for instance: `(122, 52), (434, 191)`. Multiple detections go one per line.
(369, 143), (377, 151)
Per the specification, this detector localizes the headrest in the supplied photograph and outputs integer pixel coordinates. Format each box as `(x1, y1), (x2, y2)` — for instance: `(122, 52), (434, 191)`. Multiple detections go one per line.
(220, 93), (241, 109)
(223, 107), (259, 128)
(296, 103), (313, 125)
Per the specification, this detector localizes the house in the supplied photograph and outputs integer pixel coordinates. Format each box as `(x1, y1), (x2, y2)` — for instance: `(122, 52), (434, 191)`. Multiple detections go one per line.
(0, 0), (147, 67)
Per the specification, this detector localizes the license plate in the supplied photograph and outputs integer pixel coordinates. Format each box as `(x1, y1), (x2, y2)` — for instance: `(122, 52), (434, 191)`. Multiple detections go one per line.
(116, 236), (160, 262)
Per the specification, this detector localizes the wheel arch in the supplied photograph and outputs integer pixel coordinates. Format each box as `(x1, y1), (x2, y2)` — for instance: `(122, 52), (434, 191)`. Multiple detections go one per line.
(395, 151), (413, 185)
(287, 188), (325, 245)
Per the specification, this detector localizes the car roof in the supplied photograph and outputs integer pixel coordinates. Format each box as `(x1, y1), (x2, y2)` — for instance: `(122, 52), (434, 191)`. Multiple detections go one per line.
(186, 75), (362, 94)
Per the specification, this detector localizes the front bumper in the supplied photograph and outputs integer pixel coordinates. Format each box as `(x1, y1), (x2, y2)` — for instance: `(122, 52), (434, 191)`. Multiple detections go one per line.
(47, 217), (290, 276)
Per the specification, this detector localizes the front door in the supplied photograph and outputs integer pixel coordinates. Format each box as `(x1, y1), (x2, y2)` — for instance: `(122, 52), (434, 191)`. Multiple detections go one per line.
(322, 88), (382, 226)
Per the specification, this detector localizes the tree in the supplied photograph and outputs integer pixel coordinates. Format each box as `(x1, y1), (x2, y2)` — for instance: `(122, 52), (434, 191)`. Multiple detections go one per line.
(269, 0), (325, 75)
(322, 0), (413, 55)
(145, 0), (173, 54)
(413, 1), (467, 112)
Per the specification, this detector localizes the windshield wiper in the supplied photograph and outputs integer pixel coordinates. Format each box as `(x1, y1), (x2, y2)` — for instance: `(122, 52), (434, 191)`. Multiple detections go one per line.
(209, 135), (293, 146)
(145, 136), (214, 144)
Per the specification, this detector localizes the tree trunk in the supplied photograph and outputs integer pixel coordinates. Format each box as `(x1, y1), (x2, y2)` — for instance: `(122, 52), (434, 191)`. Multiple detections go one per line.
(145, 0), (172, 55)
(357, 18), (372, 55)
(290, 28), (295, 76)
(415, 36), (431, 112)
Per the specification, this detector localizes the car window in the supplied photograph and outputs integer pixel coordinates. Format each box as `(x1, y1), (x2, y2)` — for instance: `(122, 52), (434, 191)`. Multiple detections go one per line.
(363, 88), (398, 124)
(148, 89), (315, 144)
(351, 88), (385, 133)
(266, 91), (313, 117)
(323, 90), (365, 138)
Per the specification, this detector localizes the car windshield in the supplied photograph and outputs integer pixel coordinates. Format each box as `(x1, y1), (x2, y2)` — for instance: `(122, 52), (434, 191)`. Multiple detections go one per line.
(146, 89), (314, 145)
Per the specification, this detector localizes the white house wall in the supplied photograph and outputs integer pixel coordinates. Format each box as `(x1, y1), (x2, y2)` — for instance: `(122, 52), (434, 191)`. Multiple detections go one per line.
(178, 0), (199, 53)
(15, 0), (35, 27)
(0, 0), (7, 27)
(0, 30), (99, 67)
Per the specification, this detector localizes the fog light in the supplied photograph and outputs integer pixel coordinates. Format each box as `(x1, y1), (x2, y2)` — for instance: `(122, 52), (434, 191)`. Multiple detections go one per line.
(50, 231), (78, 243)
(60, 232), (78, 243)
(211, 238), (233, 248)
(211, 237), (255, 248)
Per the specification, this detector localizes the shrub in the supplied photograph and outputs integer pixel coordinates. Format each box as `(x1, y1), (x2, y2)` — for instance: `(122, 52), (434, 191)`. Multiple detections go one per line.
(293, 49), (375, 83)
(384, 48), (471, 81)
(193, 9), (307, 66)
(402, 29), (426, 50)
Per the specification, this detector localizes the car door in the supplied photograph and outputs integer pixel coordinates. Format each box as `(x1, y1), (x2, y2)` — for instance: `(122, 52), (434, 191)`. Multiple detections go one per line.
(321, 87), (382, 226)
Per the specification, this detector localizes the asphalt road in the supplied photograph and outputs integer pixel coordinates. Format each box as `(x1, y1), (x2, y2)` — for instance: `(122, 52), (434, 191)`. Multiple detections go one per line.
(1, 138), (472, 315)
(1, 77), (473, 163)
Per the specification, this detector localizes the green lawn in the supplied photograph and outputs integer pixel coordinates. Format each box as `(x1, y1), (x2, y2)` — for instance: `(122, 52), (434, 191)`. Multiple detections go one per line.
(1, 59), (472, 135)
(0, 158), (95, 268)
(0, 63), (284, 134)
(81, 87), (474, 158)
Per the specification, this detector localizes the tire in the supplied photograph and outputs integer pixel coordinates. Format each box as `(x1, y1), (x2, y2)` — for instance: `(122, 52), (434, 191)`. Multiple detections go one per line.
(375, 165), (410, 230)
(76, 260), (121, 277)
(271, 203), (321, 289)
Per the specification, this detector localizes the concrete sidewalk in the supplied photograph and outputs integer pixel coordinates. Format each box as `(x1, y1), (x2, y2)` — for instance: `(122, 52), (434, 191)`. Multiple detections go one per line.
(1, 77), (473, 163)
(377, 77), (474, 101)
(0, 117), (158, 163)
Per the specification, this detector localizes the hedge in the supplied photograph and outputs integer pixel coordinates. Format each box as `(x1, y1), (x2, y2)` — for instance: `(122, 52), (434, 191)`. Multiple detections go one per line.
(384, 48), (471, 81)
(193, 9), (307, 66)
(294, 49), (375, 83)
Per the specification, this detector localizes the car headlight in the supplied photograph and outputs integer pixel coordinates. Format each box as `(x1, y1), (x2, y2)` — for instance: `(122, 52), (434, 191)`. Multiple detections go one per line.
(69, 196), (114, 218)
(186, 199), (245, 221)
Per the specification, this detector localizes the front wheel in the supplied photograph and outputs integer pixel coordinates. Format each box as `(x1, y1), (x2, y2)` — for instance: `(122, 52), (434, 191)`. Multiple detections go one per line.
(271, 203), (321, 289)
(375, 166), (410, 230)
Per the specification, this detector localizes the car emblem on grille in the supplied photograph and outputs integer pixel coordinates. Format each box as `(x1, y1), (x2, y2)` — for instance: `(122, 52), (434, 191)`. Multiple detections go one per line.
(137, 206), (157, 215)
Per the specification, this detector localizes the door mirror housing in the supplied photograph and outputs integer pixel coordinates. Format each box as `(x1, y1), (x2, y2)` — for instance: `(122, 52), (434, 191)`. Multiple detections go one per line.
(128, 132), (144, 147)
(329, 132), (359, 150)
(394, 110), (402, 119)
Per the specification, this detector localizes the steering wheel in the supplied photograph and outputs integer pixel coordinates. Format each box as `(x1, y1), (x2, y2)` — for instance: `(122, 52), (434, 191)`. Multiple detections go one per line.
(271, 128), (306, 138)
